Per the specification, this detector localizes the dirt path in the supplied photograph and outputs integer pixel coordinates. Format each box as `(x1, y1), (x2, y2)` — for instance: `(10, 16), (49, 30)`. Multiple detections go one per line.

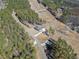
(28, 0), (79, 58)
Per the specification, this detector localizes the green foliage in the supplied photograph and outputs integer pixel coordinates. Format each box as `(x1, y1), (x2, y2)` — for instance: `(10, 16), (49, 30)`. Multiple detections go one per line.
(42, 0), (64, 10)
(5, 0), (41, 24)
(42, 0), (71, 23)
(46, 39), (77, 59)
(0, 12), (36, 59)
(6, 0), (30, 10)
(49, 26), (54, 35)
(56, 39), (77, 59)
(42, 0), (58, 10)
(0, 0), (37, 59)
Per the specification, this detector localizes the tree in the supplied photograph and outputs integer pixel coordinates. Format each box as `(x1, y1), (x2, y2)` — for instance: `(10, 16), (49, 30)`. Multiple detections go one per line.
(56, 39), (77, 59)
(0, 0), (36, 59)
(46, 38), (77, 59)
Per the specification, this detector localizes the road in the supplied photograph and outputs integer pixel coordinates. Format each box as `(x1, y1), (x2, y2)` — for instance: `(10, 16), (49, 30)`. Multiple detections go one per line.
(12, 11), (47, 59)
(34, 38), (47, 59)
(28, 0), (79, 58)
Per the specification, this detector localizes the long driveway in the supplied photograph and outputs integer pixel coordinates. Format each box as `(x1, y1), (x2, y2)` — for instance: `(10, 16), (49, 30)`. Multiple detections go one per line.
(28, 0), (79, 58)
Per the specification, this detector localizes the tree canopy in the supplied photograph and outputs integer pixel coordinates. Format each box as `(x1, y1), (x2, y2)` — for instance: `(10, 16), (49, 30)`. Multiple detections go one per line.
(0, 0), (37, 59)
(46, 39), (77, 59)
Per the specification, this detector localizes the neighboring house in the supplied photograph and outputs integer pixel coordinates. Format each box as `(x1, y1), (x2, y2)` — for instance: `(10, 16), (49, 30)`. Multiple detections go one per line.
(33, 25), (48, 46)
(55, 8), (63, 18)
(33, 25), (55, 47)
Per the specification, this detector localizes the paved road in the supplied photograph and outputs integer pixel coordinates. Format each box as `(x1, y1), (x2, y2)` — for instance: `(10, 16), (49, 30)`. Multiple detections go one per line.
(28, 0), (79, 58)
(12, 11), (47, 59)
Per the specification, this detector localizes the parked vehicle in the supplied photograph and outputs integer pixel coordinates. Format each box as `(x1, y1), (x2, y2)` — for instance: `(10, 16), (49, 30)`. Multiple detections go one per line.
(34, 25), (46, 32)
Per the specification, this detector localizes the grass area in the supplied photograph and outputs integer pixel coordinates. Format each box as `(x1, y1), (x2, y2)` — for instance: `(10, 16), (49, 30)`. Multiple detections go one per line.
(6, 0), (42, 24)
(0, 0), (38, 59)
(0, 29), (6, 50)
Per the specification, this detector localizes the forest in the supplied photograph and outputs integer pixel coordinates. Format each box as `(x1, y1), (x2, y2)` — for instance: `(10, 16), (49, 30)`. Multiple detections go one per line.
(0, 0), (38, 59)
